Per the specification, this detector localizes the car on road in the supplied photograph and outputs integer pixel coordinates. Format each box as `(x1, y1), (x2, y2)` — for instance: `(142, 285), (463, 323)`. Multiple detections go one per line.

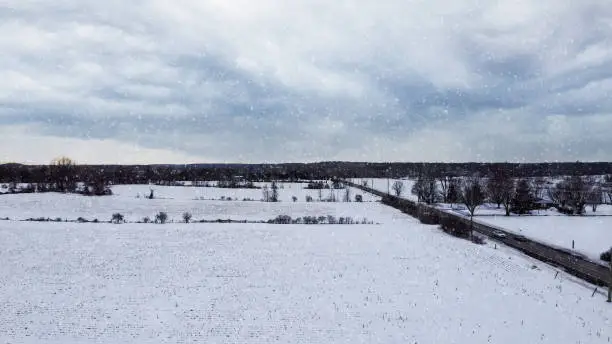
(513, 235), (528, 242)
(492, 230), (507, 238)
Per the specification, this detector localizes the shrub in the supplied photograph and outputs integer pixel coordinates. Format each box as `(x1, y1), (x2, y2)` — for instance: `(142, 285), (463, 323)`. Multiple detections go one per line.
(93, 218), (99, 223)
(155, 212), (168, 224)
(111, 213), (124, 224)
(183, 212), (192, 223)
(77, 217), (88, 223)
(601, 250), (611, 262)
(270, 215), (292, 224)
(355, 194), (363, 202)
(142, 216), (151, 223)
(472, 235), (486, 245)
(292, 196), (298, 202)
(55, 217), (63, 222)
(305, 195), (313, 202)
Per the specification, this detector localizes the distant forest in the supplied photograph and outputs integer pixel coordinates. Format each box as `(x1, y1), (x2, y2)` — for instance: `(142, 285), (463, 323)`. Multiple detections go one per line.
(1, 161), (611, 184)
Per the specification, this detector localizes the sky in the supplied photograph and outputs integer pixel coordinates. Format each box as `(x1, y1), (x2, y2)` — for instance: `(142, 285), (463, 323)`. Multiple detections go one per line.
(1, 0), (611, 164)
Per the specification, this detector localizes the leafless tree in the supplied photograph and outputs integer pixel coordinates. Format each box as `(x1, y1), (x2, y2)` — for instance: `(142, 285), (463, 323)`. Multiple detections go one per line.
(550, 176), (592, 215)
(50, 156), (77, 192)
(392, 180), (404, 197)
(532, 177), (547, 199)
(262, 184), (270, 202)
(587, 185), (603, 212)
(438, 176), (458, 203)
(111, 213), (124, 224)
(486, 173), (514, 209)
(155, 212), (168, 224)
(460, 176), (486, 238)
(603, 175), (612, 204)
(183, 212), (192, 223)
(271, 181), (279, 202)
(411, 176), (438, 204)
(343, 186), (351, 202)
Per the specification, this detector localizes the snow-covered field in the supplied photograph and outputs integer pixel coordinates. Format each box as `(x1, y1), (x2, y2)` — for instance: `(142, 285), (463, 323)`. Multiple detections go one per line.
(1, 218), (611, 342)
(458, 204), (612, 217)
(478, 215), (612, 261)
(0, 184), (611, 343)
(0, 184), (380, 223)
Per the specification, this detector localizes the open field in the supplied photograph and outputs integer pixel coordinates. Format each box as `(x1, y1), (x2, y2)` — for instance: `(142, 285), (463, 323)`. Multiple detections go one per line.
(0, 183), (611, 343)
(0, 183), (381, 223)
(1, 216), (611, 343)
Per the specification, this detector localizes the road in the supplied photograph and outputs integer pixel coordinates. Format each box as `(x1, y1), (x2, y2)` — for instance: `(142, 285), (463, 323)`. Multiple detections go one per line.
(345, 180), (611, 287)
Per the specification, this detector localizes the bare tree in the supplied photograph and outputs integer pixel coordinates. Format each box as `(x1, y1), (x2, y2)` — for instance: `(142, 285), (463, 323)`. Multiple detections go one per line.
(411, 176), (438, 204)
(487, 175), (507, 209)
(182, 212), (192, 223)
(603, 175), (612, 204)
(460, 176), (485, 238)
(587, 186), (603, 212)
(392, 180), (404, 197)
(500, 179), (516, 216)
(50, 156), (76, 192)
(438, 176), (458, 203)
(343, 186), (351, 202)
(551, 176), (591, 215)
(447, 178), (461, 207)
(532, 177), (547, 199)
(328, 188), (337, 202)
(262, 184), (270, 202)
(111, 213), (124, 224)
(155, 212), (168, 224)
(270, 181), (279, 202)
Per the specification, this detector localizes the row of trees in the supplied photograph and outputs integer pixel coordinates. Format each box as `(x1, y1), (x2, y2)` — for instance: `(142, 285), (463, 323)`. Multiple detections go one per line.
(396, 172), (612, 217)
(4, 161), (612, 185)
(2, 157), (112, 196)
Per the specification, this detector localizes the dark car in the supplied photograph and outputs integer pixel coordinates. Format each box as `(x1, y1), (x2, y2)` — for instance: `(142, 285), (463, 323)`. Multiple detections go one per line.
(514, 235), (528, 242)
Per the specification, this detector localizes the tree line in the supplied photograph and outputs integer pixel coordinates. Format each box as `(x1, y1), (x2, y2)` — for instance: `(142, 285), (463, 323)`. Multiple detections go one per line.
(390, 170), (612, 218)
(2, 161), (612, 185)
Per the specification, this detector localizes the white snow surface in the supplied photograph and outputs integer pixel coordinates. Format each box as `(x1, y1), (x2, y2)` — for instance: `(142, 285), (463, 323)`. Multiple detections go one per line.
(477, 215), (612, 261)
(1, 200), (611, 343)
(0, 184), (380, 223)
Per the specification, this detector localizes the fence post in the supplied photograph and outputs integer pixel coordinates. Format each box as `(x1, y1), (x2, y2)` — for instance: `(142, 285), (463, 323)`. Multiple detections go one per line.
(608, 246), (612, 303)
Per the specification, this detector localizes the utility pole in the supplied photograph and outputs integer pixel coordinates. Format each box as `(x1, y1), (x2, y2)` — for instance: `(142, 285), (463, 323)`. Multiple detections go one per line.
(608, 246), (612, 303)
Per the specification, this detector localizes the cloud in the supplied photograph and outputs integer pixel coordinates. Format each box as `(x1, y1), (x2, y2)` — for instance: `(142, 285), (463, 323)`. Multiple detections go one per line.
(1, 0), (612, 164)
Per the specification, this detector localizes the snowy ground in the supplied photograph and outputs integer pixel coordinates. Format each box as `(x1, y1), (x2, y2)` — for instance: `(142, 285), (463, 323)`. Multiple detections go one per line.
(1, 216), (611, 343)
(0, 184), (380, 223)
(454, 203), (612, 217)
(0, 184), (611, 343)
(477, 215), (612, 262)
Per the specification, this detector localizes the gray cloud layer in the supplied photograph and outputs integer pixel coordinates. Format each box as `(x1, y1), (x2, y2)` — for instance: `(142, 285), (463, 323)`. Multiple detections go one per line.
(1, 0), (612, 163)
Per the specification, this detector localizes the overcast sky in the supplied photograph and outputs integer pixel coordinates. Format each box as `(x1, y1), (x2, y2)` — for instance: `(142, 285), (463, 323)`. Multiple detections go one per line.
(1, 0), (611, 164)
